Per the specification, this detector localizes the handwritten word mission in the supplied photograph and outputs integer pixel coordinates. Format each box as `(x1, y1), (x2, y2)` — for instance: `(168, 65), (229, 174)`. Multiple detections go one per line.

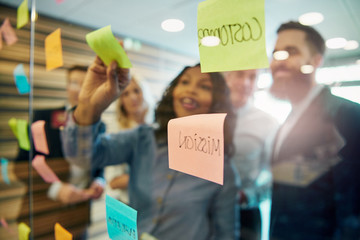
(178, 132), (221, 156)
(168, 113), (227, 184)
(198, 17), (262, 47)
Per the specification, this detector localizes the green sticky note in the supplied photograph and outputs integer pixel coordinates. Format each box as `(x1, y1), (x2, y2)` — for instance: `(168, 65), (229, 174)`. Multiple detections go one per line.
(197, 0), (269, 72)
(86, 25), (132, 68)
(17, 119), (30, 151)
(17, 0), (29, 29)
(8, 118), (18, 138)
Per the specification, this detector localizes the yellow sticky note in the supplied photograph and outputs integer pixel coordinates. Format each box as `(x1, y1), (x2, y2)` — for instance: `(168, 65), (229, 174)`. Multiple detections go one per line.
(17, 0), (29, 29)
(197, 0), (269, 72)
(55, 222), (73, 240)
(86, 25), (132, 68)
(168, 113), (227, 185)
(45, 28), (64, 71)
(18, 222), (31, 240)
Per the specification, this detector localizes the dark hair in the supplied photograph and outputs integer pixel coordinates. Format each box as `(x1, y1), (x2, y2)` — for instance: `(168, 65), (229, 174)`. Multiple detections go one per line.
(67, 65), (88, 82)
(154, 64), (236, 158)
(277, 21), (325, 56)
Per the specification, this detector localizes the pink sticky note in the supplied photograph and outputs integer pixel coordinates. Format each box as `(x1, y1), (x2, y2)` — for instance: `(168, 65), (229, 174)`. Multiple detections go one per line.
(168, 113), (227, 185)
(1, 18), (18, 45)
(1, 217), (8, 228)
(32, 155), (60, 183)
(31, 120), (49, 155)
(1, 217), (16, 236)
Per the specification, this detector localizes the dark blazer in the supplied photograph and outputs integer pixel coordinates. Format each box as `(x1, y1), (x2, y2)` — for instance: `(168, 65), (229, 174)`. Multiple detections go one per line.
(15, 106), (66, 161)
(15, 106), (104, 180)
(270, 87), (360, 240)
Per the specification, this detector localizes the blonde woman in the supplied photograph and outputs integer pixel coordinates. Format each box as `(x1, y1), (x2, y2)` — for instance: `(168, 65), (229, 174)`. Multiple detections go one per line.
(104, 75), (154, 203)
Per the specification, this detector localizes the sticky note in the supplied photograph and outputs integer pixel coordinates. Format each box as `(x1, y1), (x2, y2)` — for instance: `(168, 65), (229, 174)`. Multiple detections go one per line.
(18, 222), (31, 240)
(168, 113), (227, 185)
(45, 28), (63, 71)
(1, 217), (17, 236)
(31, 120), (49, 155)
(197, 0), (268, 72)
(9, 117), (31, 151)
(55, 223), (73, 240)
(1, 18), (18, 45)
(106, 194), (137, 240)
(13, 64), (30, 94)
(32, 155), (60, 183)
(17, 0), (29, 29)
(86, 25), (132, 68)
(8, 118), (18, 138)
(1, 158), (10, 184)
(1, 217), (9, 228)
(17, 118), (31, 151)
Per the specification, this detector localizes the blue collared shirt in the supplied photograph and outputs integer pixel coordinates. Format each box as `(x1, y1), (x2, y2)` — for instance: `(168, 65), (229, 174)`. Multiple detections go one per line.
(61, 115), (237, 240)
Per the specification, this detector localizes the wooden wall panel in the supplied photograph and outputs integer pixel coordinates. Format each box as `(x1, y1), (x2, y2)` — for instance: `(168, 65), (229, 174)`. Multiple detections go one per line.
(0, 3), (196, 239)
(0, 4), (197, 160)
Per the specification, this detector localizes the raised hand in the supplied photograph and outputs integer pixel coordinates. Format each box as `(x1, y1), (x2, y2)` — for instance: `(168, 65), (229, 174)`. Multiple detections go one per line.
(74, 57), (130, 125)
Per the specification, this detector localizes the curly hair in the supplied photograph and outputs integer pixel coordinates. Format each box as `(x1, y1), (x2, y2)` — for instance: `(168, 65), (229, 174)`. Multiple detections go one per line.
(154, 64), (236, 158)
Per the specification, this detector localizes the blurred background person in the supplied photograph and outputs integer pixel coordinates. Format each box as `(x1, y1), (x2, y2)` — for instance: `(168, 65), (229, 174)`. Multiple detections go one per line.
(52, 65), (105, 205)
(224, 70), (279, 240)
(104, 75), (155, 204)
(14, 65), (104, 240)
(16, 65), (104, 204)
(269, 21), (360, 240)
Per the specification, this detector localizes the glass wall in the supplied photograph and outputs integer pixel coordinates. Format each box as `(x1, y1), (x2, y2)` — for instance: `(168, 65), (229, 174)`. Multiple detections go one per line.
(0, 1), (359, 240)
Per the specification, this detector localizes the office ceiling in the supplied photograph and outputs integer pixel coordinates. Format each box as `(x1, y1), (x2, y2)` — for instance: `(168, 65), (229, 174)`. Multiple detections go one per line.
(1, 0), (360, 66)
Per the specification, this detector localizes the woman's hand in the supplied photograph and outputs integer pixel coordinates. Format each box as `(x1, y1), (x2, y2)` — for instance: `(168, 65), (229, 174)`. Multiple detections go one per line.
(74, 57), (130, 125)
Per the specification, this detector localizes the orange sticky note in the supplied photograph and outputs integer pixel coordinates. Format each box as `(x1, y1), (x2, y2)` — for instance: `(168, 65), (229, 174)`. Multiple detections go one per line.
(17, 0), (29, 29)
(45, 28), (63, 71)
(31, 120), (49, 155)
(1, 18), (18, 45)
(32, 155), (60, 183)
(55, 223), (73, 240)
(18, 222), (31, 240)
(168, 113), (227, 185)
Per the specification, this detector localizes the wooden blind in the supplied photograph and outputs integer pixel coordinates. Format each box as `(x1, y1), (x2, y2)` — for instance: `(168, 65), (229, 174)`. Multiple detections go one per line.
(0, 4), (197, 160)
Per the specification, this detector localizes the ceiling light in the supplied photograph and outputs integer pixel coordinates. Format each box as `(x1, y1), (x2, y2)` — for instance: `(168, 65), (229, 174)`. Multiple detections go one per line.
(200, 36), (220, 47)
(326, 38), (347, 49)
(161, 19), (184, 32)
(123, 38), (133, 50)
(298, 12), (324, 26)
(273, 51), (289, 60)
(344, 40), (359, 50)
(300, 65), (314, 74)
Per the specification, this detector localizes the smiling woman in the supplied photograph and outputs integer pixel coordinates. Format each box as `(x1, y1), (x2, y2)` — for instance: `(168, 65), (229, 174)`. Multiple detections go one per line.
(60, 60), (237, 239)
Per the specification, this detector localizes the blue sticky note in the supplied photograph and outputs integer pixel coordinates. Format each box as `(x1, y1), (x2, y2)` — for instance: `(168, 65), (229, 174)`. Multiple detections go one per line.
(106, 194), (138, 240)
(1, 158), (10, 184)
(13, 64), (30, 94)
